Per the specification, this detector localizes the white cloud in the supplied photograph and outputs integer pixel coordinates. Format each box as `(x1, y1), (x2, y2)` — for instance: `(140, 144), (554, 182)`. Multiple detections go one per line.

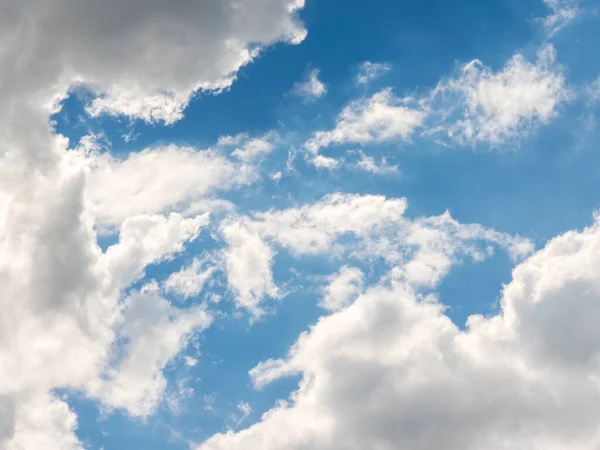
(237, 401), (252, 417)
(87, 88), (196, 126)
(305, 88), (426, 154)
(353, 150), (399, 175)
(253, 194), (531, 264)
(220, 194), (404, 314)
(163, 255), (218, 299)
(0, 166), (116, 394)
(3, 394), (83, 450)
(0, 1), (586, 447)
(76, 134), (278, 230)
(0, 168), (119, 447)
(292, 69), (327, 99)
(0, 156), (214, 445)
(87, 285), (212, 417)
(303, 45), (570, 159)
(356, 61), (391, 84)
(233, 401), (253, 428)
(198, 214), (600, 450)
(231, 136), (276, 162)
(0, 0), (308, 127)
(431, 45), (572, 146)
(320, 266), (364, 311)
(103, 213), (209, 290)
(541, 0), (579, 35)
(86, 214), (212, 417)
(252, 193), (409, 255)
(219, 194), (532, 312)
(0, 0), (309, 445)
(286, 149), (298, 172)
(217, 133), (250, 147)
(80, 145), (251, 229)
(311, 154), (341, 170)
(184, 356), (199, 368)
(220, 220), (279, 316)
(0, 166), (114, 448)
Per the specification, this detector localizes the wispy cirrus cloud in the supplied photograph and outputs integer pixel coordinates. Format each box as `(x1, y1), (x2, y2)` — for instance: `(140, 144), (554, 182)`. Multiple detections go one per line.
(356, 61), (391, 84)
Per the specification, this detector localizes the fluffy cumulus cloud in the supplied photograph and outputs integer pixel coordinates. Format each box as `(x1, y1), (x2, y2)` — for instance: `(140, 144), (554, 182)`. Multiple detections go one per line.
(197, 214), (600, 450)
(3, 394), (83, 450)
(0, 0), (308, 445)
(0, 163), (216, 441)
(0, 0), (307, 126)
(0, 164), (213, 446)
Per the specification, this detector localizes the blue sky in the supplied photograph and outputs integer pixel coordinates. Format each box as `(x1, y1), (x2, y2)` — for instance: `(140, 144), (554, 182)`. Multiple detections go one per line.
(2, 0), (600, 449)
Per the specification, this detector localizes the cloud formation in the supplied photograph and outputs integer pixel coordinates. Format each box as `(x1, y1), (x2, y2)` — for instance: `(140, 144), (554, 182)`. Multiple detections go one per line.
(431, 45), (572, 146)
(198, 214), (600, 450)
(0, 0), (594, 448)
(164, 255), (218, 300)
(219, 193), (532, 313)
(0, 0), (308, 445)
(87, 284), (212, 417)
(303, 44), (571, 171)
(305, 89), (425, 154)
(1, 0), (307, 126)
(75, 143), (255, 229)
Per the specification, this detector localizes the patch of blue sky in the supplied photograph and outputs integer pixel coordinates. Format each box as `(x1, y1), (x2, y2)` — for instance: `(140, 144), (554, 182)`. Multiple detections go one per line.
(551, 1), (600, 84)
(436, 244), (515, 328)
(63, 391), (190, 450)
(175, 295), (313, 437)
